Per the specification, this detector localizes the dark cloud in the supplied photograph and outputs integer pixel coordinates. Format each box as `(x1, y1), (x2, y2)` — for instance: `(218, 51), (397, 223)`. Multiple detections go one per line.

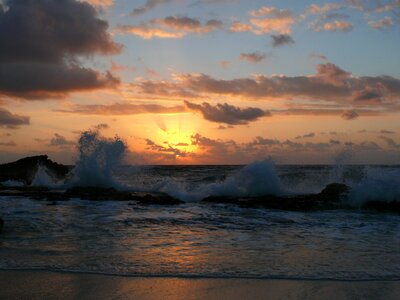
(95, 123), (109, 130)
(49, 133), (74, 147)
(0, 0), (121, 99)
(145, 138), (186, 158)
(0, 108), (30, 128)
(380, 136), (400, 149)
(271, 34), (295, 47)
(131, 0), (173, 16)
(185, 101), (269, 125)
(60, 102), (186, 115)
(135, 63), (400, 113)
(239, 52), (266, 63)
(295, 132), (316, 139)
(316, 63), (351, 86)
(341, 110), (359, 120)
(0, 140), (16, 147)
(352, 87), (384, 103)
(380, 129), (395, 134)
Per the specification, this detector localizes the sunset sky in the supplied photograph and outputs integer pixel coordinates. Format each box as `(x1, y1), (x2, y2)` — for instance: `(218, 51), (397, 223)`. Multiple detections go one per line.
(0, 0), (399, 164)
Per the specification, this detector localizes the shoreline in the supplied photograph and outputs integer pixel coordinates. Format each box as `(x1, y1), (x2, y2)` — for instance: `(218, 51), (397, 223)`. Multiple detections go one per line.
(1, 270), (399, 300)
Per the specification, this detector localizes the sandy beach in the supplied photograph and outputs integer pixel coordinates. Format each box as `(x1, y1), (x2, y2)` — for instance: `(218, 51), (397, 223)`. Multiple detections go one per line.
(0, 270), (399, 300)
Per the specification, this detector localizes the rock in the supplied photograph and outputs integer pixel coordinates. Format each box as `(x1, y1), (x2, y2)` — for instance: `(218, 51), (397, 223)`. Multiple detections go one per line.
(136, 193), (183, 205)
(64, 187), (182, 204)
(65, 186), (134, 201)
(362, 201), (400, 213)
(202, 183), (351, 211)
(0, 217), (3, 233)
(0, 155), (71, 185)
(319, 183), (350, 201)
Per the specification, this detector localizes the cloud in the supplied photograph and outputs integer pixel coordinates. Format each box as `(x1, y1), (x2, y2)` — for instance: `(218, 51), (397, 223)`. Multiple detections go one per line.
(271, 34), (295, 47)
(229, 21), (254, 32)
(60, 102), (186, 115)
(84, 0), (114, 8)
(352, 87), (385, 103)
(49, 133), (75, 147)
(145, 138), (186, 159)
(0, 0), (121, 99)
(295, 132), (316, 139)
(310, 54), (328, 61)
(0, 140), (16, 147)
(305, 3), (355, 33)
(380, 136), (400, 149)
(249, 6), (295, 34)
(305, 3), (343, 15)
(239, 52), (266, 63)
(347, 0), (400, 14)
(184, 101), (269, 125)
(134, 63), (400, 113)
(380, 129), (395, 134)
(341, 110), (359, 120)
(219, 60), (230, 69)
(368, 17), (394, 29)
(117, 16), (222, 39)
(229, 6), (295, 35)
(0, 108), (30, 128)
(131, 0), (174, 16)
(313, 20), (353, 32)
(95, 123), (109, 130)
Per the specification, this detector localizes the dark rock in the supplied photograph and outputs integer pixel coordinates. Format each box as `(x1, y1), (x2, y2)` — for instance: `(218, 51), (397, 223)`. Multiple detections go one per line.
(319, 183), (350, 201)
(65, 186), (134, 201)
(64, 186), (182, 204)
(136, 193), (183, 205)
(202, 183), (350, 211)
(0, 217), (3, 233)
(362, 201), (400, 213)
(0, 155), (71, 185)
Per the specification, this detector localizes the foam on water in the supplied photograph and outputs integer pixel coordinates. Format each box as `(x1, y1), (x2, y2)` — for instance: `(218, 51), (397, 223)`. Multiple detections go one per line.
(154, 159), (284, 201)
(65, 130), (127, 188)
(31, 165), (60, 188)
(349, 167), (400, 206)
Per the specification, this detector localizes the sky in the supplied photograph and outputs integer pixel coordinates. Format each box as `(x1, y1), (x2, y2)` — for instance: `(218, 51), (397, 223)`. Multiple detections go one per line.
(0, 0), (399, 165)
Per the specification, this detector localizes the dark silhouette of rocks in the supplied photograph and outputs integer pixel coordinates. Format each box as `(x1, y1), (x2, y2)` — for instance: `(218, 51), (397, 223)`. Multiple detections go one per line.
(0, 155), (71, 185)
(0, 185), (182, 205)
(203, 183), (352, 211)
(0, 155), (398, 212)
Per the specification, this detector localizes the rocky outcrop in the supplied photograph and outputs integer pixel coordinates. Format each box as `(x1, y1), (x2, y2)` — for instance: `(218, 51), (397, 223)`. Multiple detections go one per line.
(0, 155), (71, 185)
(0, 185), (182, 205)
(202, 183), (351, 211)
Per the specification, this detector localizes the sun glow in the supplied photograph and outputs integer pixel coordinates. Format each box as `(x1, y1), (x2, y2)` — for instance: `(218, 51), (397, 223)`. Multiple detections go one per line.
(162, 130), (198, 153)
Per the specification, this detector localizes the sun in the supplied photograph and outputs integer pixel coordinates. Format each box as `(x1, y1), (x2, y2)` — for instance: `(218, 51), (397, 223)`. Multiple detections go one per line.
(164, 130), (197, 152)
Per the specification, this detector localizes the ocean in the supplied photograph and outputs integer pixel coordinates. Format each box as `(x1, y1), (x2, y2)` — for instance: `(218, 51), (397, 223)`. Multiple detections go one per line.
(1, 164), (400, 281)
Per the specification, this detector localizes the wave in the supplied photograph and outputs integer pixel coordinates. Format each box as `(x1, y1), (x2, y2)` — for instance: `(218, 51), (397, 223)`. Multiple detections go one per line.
(349, 167), (400, 206)
(23, 130), (400, 206)
(154, 159), (283, 201)
(1, 267), (399, 281)
(29, 130), (127, 189)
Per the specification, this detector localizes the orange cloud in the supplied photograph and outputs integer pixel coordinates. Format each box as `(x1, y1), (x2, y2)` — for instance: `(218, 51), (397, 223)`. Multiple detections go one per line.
(313, 20), (353, 32)
(84, 0), (114, 7)
(117, 16), (223, 39)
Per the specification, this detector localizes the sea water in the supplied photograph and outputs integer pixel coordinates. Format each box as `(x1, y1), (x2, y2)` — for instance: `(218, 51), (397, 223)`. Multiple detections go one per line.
(0, 131), (399, 280)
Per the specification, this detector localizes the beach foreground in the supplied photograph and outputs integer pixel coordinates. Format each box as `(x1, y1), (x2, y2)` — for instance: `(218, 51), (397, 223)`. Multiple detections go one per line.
(0, 271), (399, 300)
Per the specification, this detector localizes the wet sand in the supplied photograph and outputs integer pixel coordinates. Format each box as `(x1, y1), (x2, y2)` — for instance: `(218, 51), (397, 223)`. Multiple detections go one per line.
(0, 270), (399, 300)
